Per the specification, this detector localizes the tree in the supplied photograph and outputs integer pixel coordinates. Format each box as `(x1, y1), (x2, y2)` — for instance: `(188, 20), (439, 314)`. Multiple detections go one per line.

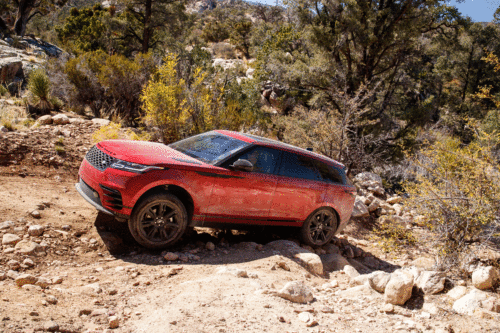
(7, 0), (68, 36)
(119, 0), (186, 53)
(230, 20), (252, 58)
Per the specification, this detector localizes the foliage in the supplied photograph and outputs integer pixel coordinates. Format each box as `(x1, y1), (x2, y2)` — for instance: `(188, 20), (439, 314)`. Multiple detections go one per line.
(373, 217), (417, 253)
(229, 20), (252, 58)
(212, 42), (236, 59)
(55, 5), (109, 54)
(201, 20), (229, 43)
(1, 120), (13, 131)
(27, 68), (52, 112)
(0, 84), (7, 96)
(404, 129), (500, 268)
(92, 122), (151, 143)
(141, 54), (257, 143)
(64, 51), (157, 122)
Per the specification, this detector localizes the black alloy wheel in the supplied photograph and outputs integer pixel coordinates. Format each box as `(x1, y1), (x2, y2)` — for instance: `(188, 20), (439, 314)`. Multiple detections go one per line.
(129, 193), (188, 249)
(301, 208), (337, 247)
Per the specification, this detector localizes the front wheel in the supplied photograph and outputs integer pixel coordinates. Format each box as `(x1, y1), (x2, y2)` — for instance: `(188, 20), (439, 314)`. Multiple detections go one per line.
(300, 208), (338, 247)
(128, 193), (188, 249)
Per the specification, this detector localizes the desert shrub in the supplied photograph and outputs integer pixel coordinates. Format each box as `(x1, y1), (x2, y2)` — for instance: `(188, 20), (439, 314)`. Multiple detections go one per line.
(0, 84), (7, 96)
(27, 68), (52, 112)
(1, 120), (13, 131)
(92, 122), (151, 143)
(229, 20), (252, 58)
(212, 42), (236, 59)
(373, 217), (417, 253)
(201, 21), (229, 43)
(141, 54), (255, 143)
(404, 129), (500, 269)
(65, 51), (157, 123)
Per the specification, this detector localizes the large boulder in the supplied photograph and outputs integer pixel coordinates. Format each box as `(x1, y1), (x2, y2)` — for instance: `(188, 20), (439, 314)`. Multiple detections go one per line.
(276, 281), (314, 304)
(0, 57), (22, 83)
(472, 266), (498, 290)
(368, 271), (392, 293)
(15, 274), (38, 287)
(2, 233), (20, 245)
(415, 271), (446, 295)
(15, 240), (40, 255)
(52, 114), (70, 125)
(295, 252), (323, 275)
(384, 270), (414, 305)
(267, 240), (323, 275)
(453, 289), (489, 315)
(351, 197), (370, 218)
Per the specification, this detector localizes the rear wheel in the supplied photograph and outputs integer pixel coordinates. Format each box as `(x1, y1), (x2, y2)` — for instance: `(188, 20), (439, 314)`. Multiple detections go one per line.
(128, 193), (188, 249)
(300, 208), (337, 247)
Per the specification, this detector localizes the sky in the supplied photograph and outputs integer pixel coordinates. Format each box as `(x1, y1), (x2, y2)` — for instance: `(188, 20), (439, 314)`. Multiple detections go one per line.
(252, 0), (498, 23)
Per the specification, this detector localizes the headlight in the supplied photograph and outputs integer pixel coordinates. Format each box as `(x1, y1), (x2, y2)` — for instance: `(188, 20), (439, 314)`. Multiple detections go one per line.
(110, 160), (163, 173)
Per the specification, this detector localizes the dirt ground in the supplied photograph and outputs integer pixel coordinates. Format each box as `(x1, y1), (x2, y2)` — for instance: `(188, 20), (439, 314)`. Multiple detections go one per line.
(0, 121), (499, 333)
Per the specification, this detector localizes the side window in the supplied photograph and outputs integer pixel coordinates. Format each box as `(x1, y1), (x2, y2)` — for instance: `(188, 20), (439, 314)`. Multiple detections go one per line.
(224, 146), (281, 174)
(315, 161), (344, 184)
(278, 152), (321, 181)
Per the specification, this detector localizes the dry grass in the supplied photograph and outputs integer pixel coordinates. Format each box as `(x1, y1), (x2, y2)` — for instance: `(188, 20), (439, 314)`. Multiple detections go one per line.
(0, 102), (30, 130)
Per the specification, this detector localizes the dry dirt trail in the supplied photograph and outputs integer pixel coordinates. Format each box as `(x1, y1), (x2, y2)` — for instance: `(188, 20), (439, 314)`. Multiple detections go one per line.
(0, 120), (499, 333)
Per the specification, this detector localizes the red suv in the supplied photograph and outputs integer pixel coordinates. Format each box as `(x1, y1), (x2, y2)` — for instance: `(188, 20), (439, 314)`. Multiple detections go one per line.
(76, 130), (356, 249)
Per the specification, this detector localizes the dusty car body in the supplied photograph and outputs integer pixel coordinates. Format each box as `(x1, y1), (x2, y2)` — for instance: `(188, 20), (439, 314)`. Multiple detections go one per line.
(76, 130), (356, 248)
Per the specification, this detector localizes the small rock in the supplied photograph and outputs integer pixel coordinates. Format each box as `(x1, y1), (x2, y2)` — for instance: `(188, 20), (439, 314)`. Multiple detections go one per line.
(84, 283), (102, 294)
(52, 276), (63, 284)
(44, 295), (57, 305)
(482, 297), (500, 313)
(164, 252), (179, 261)
(298, 311), (313, 323)
(216, 266), (248, 278)
(37, 115), (53, 125)
(15, 240), (39, 255)
(52, 114), (70, 125)
(28, 225), (44, 237)
(6, 270), (19, 279)
(343, 265), (360, 280)
(7, 260), (21, 270)
(36, 277), (51, 289)
(108, 315), (120, 329)
(447, 286), (468, 300)
(368, 271), (392, 293)
(382, 303), (395, 314)
(43, 321), (59, 332)
(0, 221), (14, 230)
(472, 266), (498, 290)
(206, 242), (215, 251)
(15, 274), (38, 287)
(30, 210), (41, 219)
(2, 233), (20, 245)
(295, 252), (323, 275)
(276, 281), (314, 304)
(23, 258), (35, 267)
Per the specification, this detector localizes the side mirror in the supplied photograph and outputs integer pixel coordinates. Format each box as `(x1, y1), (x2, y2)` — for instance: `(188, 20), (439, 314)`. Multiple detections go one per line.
(230, 159), (253, 172)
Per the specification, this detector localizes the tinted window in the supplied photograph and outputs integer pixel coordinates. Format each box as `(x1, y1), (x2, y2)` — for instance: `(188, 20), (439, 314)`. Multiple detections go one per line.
(224, 147), (281, 174)
(315, 161), (344, 184)
(169, 132), (250, 165)
(278, 152), (321, 181)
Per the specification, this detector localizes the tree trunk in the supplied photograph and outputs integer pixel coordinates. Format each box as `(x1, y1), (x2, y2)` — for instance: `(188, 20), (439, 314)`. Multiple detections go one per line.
(141, 0), (152, 53)
(14, 0), (36, 36)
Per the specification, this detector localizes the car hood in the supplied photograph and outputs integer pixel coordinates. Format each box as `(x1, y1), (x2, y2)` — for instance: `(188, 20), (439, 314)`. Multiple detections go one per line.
(97, 140), (204, 166)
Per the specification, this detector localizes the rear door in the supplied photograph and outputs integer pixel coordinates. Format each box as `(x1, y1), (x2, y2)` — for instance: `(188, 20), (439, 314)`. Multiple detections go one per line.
(205, 146), (282, 221)
(269, 152), (328, 222)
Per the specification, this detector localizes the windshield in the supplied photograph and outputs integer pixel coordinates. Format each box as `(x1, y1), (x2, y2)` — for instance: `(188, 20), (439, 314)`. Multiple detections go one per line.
(168, 132), (250, 165)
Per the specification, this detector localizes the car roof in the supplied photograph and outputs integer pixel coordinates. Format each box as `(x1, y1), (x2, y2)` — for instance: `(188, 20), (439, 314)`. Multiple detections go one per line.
(216, 130), (345, 169)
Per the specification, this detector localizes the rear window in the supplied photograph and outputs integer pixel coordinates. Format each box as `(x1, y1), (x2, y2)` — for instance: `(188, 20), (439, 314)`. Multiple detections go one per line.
(314, 161), (343, 184)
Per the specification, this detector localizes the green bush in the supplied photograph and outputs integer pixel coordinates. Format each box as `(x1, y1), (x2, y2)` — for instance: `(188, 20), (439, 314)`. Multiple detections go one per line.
(0, 84), (7, 96)
(27, 68), (52, 112)
(201, 21), (230, 43)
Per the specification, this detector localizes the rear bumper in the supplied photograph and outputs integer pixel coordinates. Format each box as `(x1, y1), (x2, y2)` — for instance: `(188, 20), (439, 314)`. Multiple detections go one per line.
(75, 180), (115, 216)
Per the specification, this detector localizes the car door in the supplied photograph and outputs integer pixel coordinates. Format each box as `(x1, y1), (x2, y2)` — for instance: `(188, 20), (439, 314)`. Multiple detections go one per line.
(269, 152), (328, 222)
(204, 146), (282, 222)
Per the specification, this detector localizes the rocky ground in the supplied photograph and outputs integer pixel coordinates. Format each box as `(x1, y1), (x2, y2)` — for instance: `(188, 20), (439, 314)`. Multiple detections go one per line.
(0, 114), (499, 333)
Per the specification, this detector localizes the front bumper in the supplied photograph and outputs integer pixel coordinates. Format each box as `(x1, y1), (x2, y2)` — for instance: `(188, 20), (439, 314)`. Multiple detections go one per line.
(75, 179), (115, 216)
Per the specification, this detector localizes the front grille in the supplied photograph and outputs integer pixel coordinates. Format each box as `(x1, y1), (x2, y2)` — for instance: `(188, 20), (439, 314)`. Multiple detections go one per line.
(100, 185), (123, 210)
(85, 145), (116, 171)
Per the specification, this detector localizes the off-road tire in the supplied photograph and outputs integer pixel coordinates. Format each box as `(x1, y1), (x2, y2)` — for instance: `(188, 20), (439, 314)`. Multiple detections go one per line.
(300, 208), (338, 247)
(128, 193), (188, 249)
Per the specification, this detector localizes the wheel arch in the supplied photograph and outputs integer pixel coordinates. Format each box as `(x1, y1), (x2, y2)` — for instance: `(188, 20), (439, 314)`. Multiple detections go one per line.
(132, 184), (195, 224)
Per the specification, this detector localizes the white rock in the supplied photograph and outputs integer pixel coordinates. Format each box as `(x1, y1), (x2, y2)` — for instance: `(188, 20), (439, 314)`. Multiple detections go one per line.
(216, 266), (248, 278)
(453, 289), (489, 315)
(343, 265), (360, 280)
(15, 240), (40, 255)
(276, 281), (314, 304)
(384, 270), (414, 305)
(0, 221), (14, 230)
(28, 225), (44, 236)
(415, 271), (445, 295)
(472, 266), (498, 290)
(2, 233), (20, 245)
(37, 115), (53, 125)
(368, 271), (392, 293)
(320, 253), (350, 272)
(295, 252), (323, 275)
(354, 172), (383, 186)
(337, 284), (381, 299)
(386, 196), (403, 204)
(84, 283), (102, 294)
(91, 118), (111, 127)
(351, 197), (370, 218)
(367, 199), (381, 212)
(15, 274), (38, 287)
(52, 114), (70, 125)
